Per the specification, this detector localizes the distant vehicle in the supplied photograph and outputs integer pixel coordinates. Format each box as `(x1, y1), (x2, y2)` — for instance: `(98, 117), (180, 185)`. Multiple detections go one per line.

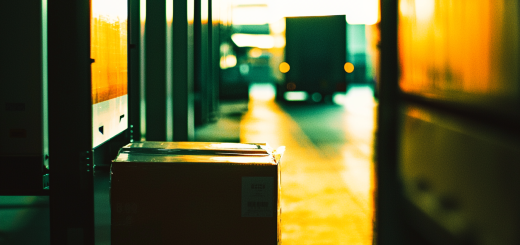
(279, 15), (347, 103)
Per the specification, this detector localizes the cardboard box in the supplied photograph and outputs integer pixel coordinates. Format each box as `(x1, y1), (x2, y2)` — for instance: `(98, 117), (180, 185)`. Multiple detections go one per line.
(111, 142), (283, 245)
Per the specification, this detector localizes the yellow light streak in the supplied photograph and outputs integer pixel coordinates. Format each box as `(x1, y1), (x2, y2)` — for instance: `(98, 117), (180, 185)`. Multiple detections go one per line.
(240, 94), (375, 244)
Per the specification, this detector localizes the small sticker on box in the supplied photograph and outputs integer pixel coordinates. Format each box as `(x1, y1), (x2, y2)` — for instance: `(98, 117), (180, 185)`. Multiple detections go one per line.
(242, 177), (274, 217)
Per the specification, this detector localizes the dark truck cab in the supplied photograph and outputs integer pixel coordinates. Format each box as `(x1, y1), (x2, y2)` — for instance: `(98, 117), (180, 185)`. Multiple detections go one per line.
(280, 15), (347, 102)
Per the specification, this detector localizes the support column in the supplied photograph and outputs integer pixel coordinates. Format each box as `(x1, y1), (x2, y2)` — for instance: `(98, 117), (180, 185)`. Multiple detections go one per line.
(144, 0), (174, 141)
(376, 0), (403, 244)
(173, 0), (195, 141)
(48, 0), (94, 243)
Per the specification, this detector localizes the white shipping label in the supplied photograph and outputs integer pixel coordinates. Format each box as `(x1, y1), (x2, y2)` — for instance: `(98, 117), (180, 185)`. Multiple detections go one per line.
(241, 177), (274, 217)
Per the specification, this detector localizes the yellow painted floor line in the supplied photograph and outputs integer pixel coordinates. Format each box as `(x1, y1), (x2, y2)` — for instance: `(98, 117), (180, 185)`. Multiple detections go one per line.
(240, 99), (374, 245)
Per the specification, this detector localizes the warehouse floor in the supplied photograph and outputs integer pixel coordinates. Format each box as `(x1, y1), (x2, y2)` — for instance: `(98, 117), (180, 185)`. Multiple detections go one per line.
(0, 84), (376, 245)
(237, 84), (376, 244)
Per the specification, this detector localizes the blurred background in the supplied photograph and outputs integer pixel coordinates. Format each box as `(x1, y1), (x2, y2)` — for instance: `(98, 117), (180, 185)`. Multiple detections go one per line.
(1, 0), (519, 244)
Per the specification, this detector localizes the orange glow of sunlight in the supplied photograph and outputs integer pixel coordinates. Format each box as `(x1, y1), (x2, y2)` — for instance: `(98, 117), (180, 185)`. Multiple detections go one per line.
(91, 0), (128, 104)
(240, 90), (375, 244)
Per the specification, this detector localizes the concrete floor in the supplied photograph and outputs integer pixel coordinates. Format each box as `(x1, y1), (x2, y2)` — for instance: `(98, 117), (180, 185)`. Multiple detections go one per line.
(0, 196), (50, 245)
(0, 84), (377, 244)
(240, 84), (376, 244)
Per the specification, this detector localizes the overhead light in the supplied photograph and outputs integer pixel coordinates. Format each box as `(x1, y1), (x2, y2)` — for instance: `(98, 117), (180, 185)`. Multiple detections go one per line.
(233, 0), (271, 6)
(271, 0), (347, 17)
(231, 34), (274, 49)
(232, 5), (274, 25)
(345, 0), (379, 25)
(92, 0), (128, 21)
(415, 0), (435, 22)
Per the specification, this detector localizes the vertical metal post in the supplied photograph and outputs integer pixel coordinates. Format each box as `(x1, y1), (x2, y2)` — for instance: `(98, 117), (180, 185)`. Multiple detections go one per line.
(376, 0), (402, 244)
(48, 0), (94, 243)
(194, 0), (202, 125)
(129, 0), (142, 142)
(201, 0), (211, 124)
(194, 0), (211, 126)
(208, 0), (219, 122)
(173, 0), (195, 141)
(144, 0), (169, 141)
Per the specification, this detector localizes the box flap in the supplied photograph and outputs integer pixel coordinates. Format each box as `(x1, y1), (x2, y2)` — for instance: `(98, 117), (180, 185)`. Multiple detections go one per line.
(119, 141), (272, 156)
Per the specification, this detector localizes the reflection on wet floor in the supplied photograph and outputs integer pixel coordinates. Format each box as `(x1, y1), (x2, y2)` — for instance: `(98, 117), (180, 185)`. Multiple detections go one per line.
(242, 84), (376, 244)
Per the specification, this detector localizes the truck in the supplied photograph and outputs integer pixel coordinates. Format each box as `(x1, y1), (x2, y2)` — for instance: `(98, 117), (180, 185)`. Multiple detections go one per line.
(279, 15), (347, 103)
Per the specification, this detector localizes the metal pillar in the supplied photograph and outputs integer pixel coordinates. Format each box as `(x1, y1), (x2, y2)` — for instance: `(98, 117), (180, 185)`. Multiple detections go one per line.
(376, 0), (403, 244)
(48, 0), (94, 243)
(173, 0), (196, 141)
(144, 0), (173, 141)
(129, 0), (142, 142)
